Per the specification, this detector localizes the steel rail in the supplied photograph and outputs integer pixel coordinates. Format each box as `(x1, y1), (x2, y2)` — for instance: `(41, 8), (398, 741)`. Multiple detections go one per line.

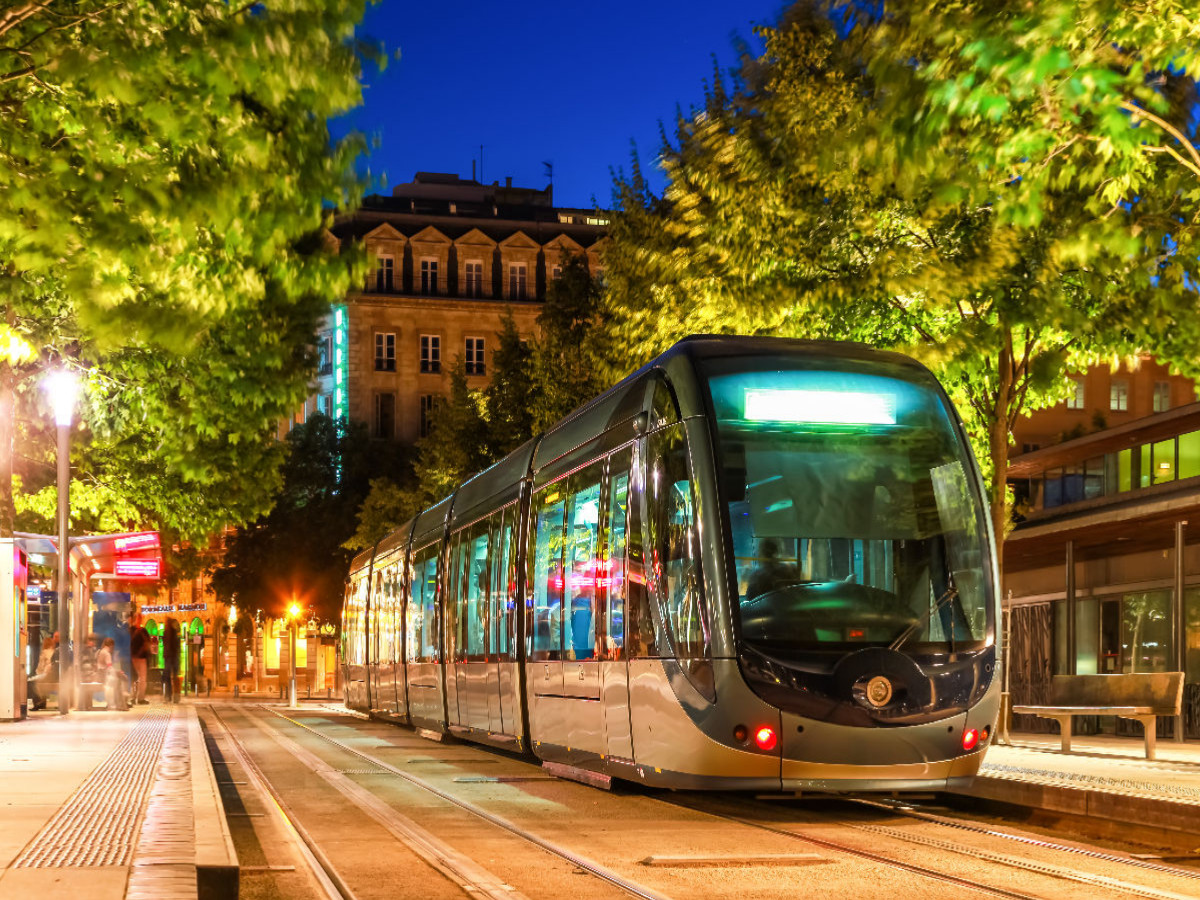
(850, 797), (1200, 882)
(236, 704), (530, 900)
(261, 704), (674, 900)
(205, 705), (356, 900)
(659, 795), (1049, 900)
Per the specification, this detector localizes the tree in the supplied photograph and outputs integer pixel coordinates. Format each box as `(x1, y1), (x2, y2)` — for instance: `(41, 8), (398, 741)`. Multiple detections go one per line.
(0, 1), (378, 536)
(602, 2), (1199, 573)
(210, 415), (407, 620)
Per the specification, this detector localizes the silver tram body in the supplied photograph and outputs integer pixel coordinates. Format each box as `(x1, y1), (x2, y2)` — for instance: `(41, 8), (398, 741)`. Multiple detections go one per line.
(341, 336), (1001, 792)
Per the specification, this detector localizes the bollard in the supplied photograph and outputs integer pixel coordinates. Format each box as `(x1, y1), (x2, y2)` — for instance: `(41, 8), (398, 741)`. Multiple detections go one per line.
(233, 684), (239, 698)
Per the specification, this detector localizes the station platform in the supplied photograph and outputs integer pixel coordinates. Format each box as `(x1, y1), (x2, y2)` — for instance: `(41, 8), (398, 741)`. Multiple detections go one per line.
(0, 703), (236, 900)
(956, 733), (1200, 842)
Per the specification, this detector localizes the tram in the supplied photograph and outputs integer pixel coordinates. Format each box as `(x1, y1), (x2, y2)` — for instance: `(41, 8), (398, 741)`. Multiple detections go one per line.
(341, 336), (1001, 791)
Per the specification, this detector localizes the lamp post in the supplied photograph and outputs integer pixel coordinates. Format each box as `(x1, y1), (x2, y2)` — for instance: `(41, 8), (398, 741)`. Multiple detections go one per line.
(45, 370), (78, 715)
(287, 601), (301, 708)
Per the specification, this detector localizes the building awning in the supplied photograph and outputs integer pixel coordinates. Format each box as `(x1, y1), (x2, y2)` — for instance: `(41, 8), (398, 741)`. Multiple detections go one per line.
(15, 530), (162, 581)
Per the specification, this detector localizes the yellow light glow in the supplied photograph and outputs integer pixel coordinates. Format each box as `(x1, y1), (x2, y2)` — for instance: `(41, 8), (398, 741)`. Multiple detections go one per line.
(288, 602), (302, 618)
(228, 604), (238, 625)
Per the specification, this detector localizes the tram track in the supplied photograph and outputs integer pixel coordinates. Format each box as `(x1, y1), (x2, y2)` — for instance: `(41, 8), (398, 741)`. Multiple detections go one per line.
(205, 703), (358, 900)
(259, 706), (1053, 900)
(246, 704), (673, 900)
(231, 704), (1200, 900)
(850, 797), (1200, 882)
(666, 793), (1200, 900)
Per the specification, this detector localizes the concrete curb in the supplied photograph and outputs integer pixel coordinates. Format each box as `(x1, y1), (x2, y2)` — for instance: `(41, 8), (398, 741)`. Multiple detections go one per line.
(950, 774), (1200, 837)
(188, 707), (238, 899)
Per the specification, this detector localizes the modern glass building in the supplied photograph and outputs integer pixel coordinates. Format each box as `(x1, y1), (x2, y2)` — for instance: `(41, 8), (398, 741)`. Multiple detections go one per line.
(1005, 401), (1200, 738)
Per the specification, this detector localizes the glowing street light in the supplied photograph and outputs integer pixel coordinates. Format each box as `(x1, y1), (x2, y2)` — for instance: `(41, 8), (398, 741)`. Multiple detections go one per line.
(43, 369), (78, 714)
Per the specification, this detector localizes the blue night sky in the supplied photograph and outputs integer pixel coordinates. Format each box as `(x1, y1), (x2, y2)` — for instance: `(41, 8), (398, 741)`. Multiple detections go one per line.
(333, 1), (787, 209)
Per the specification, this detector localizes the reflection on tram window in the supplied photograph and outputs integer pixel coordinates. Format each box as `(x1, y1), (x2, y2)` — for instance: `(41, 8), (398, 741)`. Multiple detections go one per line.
(705, 361), (992, 654)
(565, 466), (602, 661)
(603, 458), (631, 660)
(530, 487), (565, 660)
(407, 544), (440, 662)
(646, 424), (708, 660)
(465, 525), (489, 660)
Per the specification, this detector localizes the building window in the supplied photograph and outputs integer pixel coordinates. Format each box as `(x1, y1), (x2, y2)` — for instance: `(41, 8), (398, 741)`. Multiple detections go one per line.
(509, 263), (527, 300)
(420, 258), (439, 295)
(374, 332), (395, 372)
(420, 394), (438, 438)
(317, 333), (332, 376)
(374, 392), (395, 440)
(465, 337), (485, 375)
(317, 394), (331, 417)
(551, 265), (562, 280)
(1153, 381), (1170, 413)
(373, 255), (394, 292)
(1022, 442), (1041, 454)
(420, 334), (441, 374)
(1065, 379), (1084, 410)
(464, 261), (484, 298)
(1110, 379), (1129, 412)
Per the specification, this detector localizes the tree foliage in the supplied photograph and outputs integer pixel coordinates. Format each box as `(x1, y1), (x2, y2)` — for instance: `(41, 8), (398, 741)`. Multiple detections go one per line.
(0, 0), (378, 539)
(210, 415), (409, 620)
(602, 1), (1200, 568)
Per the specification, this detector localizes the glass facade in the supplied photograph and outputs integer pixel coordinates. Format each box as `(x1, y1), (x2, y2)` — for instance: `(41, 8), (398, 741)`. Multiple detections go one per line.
(1027, 428), (1200, 511)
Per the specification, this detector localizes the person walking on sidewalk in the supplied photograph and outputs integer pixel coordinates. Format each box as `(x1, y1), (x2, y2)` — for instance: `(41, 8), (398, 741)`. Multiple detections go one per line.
(129, 616), (152, 705)
(97, 637), (128, 710)
(162, 617), (181, 703)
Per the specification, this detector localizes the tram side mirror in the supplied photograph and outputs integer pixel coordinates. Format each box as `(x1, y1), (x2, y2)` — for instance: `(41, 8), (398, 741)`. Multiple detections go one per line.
(632, 411), (649, 434)
(723, 443), (747, 502)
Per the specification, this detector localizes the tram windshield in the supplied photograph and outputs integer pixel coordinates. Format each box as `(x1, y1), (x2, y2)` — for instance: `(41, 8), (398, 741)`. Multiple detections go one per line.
(703, 356), (993, 657)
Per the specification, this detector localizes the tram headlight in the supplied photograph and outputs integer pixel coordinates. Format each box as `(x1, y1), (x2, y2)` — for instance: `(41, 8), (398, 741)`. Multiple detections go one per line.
(961, 727), (979, 751)
(754, 726), (778, 751)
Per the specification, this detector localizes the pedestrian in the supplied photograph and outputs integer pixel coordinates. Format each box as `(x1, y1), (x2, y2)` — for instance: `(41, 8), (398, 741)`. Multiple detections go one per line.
(162, 617), (181, 703)
(27, 635), (56, 710)
(129, 616), (152, 705)
(96, 637), (128, 710)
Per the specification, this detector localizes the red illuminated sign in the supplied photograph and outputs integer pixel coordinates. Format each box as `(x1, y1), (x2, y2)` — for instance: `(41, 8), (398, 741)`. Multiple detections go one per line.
(114, 532), (160, 554)
(114, 558), (161, 578)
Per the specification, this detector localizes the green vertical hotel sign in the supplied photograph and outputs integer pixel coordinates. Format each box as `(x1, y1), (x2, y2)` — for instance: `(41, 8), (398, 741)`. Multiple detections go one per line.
(333, 304), (348, 421)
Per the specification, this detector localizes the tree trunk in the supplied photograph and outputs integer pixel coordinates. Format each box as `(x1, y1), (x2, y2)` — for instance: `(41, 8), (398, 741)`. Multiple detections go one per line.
(988, 336), (1014, 581)
(0, 303), (14, 538)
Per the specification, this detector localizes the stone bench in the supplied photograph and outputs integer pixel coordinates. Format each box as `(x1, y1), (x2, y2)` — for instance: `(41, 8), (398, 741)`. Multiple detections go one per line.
(1013, 672), (1185, 760)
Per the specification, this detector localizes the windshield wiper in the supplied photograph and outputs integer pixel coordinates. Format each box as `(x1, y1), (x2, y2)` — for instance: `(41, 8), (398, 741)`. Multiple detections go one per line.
(889, 581), (958, 653)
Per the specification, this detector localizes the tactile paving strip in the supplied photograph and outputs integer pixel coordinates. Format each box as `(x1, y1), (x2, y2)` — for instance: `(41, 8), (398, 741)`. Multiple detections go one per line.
(981, 761), (1200, 801)
(13, 711), (170, 868)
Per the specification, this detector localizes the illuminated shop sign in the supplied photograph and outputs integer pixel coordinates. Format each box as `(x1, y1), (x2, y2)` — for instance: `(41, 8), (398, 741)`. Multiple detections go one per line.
(140, 603), (207, 614)
(114, 532), (160, 553)
(113, 559), (162, 578)
(177, 603), (206, 612)
(333, 304), (348, 422)
(142, 604), (173, 614)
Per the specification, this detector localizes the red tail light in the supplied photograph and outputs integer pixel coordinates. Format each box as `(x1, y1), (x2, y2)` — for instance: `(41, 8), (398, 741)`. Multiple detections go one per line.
(962, 728), (979, 751)
(754, 726), (778, 751)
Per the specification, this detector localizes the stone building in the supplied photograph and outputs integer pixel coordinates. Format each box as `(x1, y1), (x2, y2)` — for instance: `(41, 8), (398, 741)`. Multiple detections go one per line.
(293, 172), (609, 444)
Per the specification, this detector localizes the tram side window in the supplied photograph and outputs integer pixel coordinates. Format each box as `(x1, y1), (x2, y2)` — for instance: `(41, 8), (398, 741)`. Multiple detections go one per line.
(565, 465), (602, 661)
(626, 441), (660, 657)
(464, 524), (490, 660)
(603, 449), (632, 660)
(346, 576), (368, 666)
(407, 545), (440, 662)
(645, 423), (710, 661)
(649, 377), (680, 429)
(373, 572), (384, 662)
(490, 509), (515, 659)
(529, 485), (566, 660)
(386, 562), (404, 664)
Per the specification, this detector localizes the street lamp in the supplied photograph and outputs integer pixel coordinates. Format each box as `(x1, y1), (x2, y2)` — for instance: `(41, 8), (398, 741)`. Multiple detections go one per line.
(44, 369), (78, 714)
(287, 600), (301, 708)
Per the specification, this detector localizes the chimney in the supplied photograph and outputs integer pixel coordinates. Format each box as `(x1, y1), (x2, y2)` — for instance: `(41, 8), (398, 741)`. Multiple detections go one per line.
(505, 176), (512, 188)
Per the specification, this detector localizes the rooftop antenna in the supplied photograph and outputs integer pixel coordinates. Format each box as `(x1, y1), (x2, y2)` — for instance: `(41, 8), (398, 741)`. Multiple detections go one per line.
(543, 160), (553, 189)
(480, 144), (484, 184)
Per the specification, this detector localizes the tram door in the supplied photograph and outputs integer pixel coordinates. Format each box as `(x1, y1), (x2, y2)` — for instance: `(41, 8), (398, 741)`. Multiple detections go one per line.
(488, 508), (519, 736)
(600, 451), (635, 760)
(451, 524), (493, 731)
(368, 570), (386, 711)
(406, 543), (445, 729)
